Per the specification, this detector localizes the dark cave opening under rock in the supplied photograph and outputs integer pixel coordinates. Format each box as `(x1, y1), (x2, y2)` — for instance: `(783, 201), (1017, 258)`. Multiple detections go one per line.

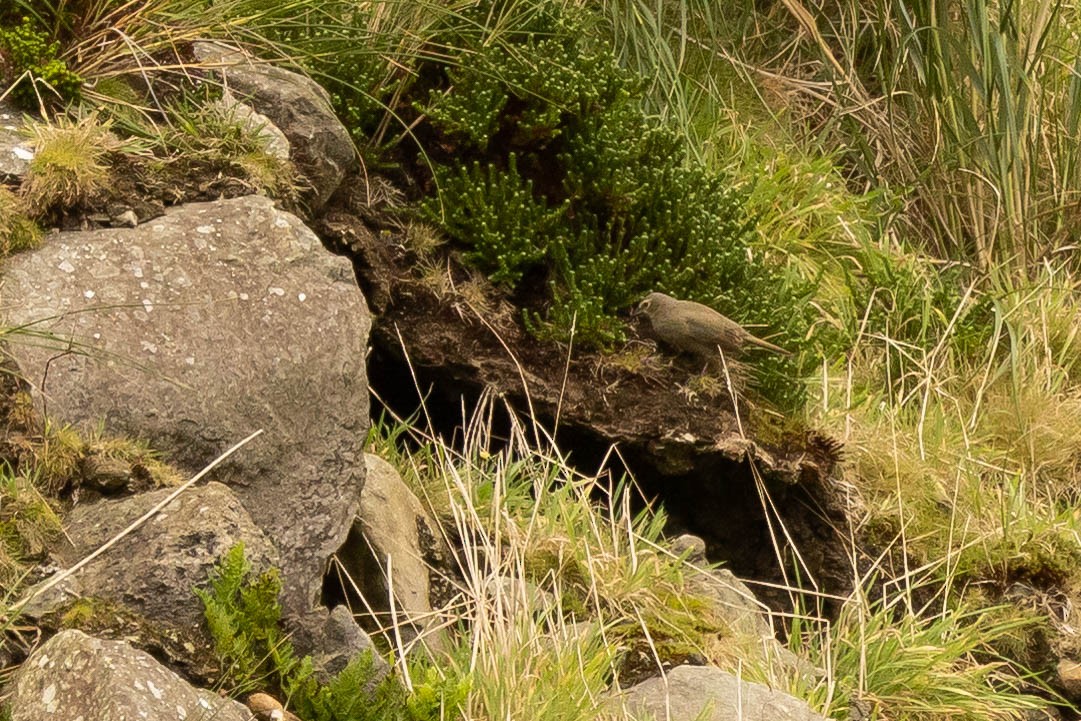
(340, 342), (851, 620)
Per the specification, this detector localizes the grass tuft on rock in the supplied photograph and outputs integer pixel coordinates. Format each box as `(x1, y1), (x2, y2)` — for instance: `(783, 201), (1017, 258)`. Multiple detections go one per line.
(20, 113), (120, 212)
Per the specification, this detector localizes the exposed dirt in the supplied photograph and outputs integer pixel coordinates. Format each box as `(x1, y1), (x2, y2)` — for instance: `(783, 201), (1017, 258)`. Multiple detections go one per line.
(318, 172), (853, 613)
(33, 151), (293, 233)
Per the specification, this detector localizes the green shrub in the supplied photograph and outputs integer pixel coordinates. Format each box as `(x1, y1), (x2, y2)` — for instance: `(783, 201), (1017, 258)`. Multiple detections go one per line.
(429, 155), (566, 286)
(414, 0), (810, 405)
(0, 16), (82, 109)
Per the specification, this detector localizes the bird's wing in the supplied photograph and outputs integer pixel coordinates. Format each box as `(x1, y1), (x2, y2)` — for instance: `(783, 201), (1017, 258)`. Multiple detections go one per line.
(683, 309), (732, 346)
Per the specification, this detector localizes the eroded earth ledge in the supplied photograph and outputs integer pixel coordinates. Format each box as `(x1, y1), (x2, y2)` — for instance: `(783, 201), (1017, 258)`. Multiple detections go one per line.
(322, 181), (850, 610)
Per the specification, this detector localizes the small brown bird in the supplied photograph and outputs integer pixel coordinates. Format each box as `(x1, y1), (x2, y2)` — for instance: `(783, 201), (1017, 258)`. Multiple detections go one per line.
(635, 291), (790, 360)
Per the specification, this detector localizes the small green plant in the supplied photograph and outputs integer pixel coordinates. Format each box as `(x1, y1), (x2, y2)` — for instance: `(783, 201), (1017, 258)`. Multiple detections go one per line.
(196, 543), (297, 694)
(197, 543), (467, 721)
(0, 16), (82, 109)
(149, 91), (297, 200)
(406, 667), (470, 721)
(0, 466), (62, 592)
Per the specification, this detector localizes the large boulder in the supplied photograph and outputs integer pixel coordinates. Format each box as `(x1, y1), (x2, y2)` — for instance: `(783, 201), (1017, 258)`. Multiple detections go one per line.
(614, 664), (828, 721)
(1, 194), (370, 616)
(193, 42), (355, 212)
(8, 629), (250, 721)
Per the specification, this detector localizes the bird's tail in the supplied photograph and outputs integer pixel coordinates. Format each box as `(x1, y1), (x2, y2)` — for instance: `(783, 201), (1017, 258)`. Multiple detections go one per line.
(747, 334), (791, 355)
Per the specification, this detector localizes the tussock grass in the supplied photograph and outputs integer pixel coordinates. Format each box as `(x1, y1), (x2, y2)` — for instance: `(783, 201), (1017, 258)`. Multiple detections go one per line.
(786, 567), (1053, 720)
(812, 261), (1081, 591)
(20, 112), (121, 210)
(365, 382), (1063, 719)
(0, 468), (62, 591)
(366, 397), (778, 719)
(0, 187), (41, 256)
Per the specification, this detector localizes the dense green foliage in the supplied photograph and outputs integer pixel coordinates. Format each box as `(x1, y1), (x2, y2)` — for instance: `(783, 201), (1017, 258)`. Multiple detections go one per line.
(0, 16), (82, 108)
(412, 1), (811, 404)
(196, 543), (468, 721)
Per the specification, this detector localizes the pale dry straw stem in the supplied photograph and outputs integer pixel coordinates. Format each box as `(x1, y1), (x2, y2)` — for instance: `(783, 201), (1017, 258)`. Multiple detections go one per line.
(718, 348), (745, 439)
(393, 323), (436, 436)
(324, 554), (386, 633)
(384, 555), (412, 689)
(968, 311), (1006, 431)
(554, 311), (576, 431)
(328, 533), (456, 663)
(845, 287), (881, 443)
(628, 606), (666, 693)
(458, 296), (545, 449)
(751, 460), (818, 598)
(887, 402), (913, 590)
(915, 281), (977, 460)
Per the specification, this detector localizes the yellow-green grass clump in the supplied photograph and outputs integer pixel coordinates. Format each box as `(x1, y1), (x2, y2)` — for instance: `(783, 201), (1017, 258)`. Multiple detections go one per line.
(20, 113), (120, 211)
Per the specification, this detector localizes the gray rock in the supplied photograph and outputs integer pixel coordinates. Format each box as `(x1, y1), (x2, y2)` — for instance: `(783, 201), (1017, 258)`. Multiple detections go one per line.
(615, 664), (828, 721)
(668, 538), (822, 683)
(669, 533), (707, 564)
(339, 453), (445, 648)
(16, 575), (83, 622)
(42, 482), (278, 633)
(1057, 658), (1081, 700)
(1, 195), (371, 616)
(0, 100), (34, 180)
(215, 90), (291, 160)
(193, 42), (355, 211)
(689, 565), (774, 640)
(685, 564), (821, 684)
(287, 604), (387, 681)
(9, 629), (249, 721)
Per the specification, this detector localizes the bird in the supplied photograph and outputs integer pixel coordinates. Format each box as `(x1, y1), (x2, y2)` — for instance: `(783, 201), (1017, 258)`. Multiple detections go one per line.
(634, 291), (790, 361)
